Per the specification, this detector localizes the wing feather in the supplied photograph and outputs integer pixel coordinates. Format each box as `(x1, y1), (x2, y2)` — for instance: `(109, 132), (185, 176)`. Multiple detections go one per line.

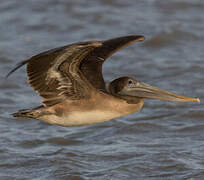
(6, 35), (145, 106)
(26, 41), (102, 106)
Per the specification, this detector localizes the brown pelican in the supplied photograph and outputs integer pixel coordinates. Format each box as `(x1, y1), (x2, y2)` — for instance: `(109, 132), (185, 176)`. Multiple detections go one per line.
(7, 35), (200, 126)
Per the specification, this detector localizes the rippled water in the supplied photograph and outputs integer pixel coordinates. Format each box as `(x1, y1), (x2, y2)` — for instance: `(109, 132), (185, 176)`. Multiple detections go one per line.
(0, 0), (204, 179)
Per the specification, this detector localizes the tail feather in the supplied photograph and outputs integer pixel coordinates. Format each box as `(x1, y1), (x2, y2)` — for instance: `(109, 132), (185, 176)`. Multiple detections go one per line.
(12, 109), (40, 119)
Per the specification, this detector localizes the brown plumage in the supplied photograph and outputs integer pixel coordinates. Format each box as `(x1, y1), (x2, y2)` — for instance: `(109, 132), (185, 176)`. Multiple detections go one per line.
(7, 35), (199, 126)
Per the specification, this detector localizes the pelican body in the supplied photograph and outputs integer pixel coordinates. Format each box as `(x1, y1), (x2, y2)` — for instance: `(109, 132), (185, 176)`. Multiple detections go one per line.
(7, 35), (199, 126)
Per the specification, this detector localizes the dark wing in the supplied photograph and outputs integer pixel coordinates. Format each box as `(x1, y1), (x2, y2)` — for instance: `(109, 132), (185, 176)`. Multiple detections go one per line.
(81, 35), (145, 90)
(7, 35), (144, 106)
(7, 41), (102, 106)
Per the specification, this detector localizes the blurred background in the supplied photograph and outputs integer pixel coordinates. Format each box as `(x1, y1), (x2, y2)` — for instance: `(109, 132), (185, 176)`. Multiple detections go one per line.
(0, 0), (203, 179)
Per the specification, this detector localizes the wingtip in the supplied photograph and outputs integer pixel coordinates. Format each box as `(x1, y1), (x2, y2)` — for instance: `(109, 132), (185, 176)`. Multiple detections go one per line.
(130, 35), (145, 43)
(5, 66), (18, 78)
(5, 60), (28, 78)
(124, 35), (145, 41)
(5, 69), (14, 78)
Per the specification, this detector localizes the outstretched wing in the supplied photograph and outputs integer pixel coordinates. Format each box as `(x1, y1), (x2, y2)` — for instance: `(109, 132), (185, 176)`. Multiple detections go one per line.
(7, 35), (145, 106)
(7, 41), (102, 106)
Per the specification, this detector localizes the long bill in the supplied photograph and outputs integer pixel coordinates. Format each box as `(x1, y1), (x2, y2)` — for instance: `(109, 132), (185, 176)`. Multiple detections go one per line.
(119, 82), (200, 103)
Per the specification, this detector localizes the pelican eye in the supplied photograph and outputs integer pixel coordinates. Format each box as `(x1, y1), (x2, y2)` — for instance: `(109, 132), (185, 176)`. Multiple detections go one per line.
(128, 80), (133, 85)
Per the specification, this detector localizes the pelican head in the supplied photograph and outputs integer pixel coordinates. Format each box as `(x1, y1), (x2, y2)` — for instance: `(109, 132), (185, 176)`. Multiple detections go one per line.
(109, 77), (200, 104)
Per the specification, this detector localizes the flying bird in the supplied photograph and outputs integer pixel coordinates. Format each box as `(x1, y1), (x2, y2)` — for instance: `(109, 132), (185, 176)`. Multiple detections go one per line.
(7, 35), (200, 126)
